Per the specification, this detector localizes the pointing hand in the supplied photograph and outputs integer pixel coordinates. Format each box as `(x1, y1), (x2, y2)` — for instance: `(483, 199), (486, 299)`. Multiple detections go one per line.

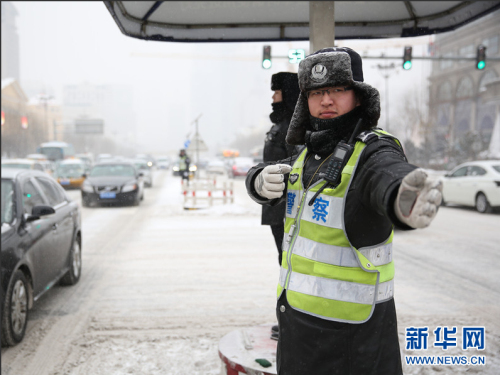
(394, 168), (443, 229)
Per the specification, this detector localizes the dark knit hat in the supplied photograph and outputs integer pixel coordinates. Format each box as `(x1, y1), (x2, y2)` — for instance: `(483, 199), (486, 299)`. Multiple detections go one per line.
(286, 47), (381, 145)
(271, 72), (300, 113)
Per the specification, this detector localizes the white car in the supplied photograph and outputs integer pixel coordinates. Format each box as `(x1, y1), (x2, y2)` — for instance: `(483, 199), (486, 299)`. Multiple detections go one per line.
(156, 156), (170, 169)
(206, 159), (227, 175)
(442, 160), (500, 213)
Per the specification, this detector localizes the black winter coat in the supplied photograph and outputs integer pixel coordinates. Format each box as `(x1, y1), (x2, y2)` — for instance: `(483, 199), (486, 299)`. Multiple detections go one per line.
(261, 117), (299, 226)
(246, 133), (417, 375)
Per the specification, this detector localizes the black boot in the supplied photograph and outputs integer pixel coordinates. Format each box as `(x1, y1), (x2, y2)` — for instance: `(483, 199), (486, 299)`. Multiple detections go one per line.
(270, 324), (279, 340)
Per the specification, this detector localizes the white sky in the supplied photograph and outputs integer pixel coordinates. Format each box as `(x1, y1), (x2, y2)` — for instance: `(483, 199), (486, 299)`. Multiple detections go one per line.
(12, 1), (434, 155)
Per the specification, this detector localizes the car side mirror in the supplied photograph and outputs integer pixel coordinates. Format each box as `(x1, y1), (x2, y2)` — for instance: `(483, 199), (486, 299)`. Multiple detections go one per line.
(26, 205), (56, 222)
(82, 173), (87, 178)
(139, 172), (144, 177)
(444, 174), (450, 177)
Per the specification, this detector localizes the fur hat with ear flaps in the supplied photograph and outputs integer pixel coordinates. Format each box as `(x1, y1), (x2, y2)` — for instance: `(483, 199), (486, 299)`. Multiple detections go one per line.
(286, 47), (381, 145)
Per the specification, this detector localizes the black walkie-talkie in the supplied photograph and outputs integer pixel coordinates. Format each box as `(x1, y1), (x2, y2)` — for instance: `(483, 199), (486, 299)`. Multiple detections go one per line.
(308, 118), (363, 206)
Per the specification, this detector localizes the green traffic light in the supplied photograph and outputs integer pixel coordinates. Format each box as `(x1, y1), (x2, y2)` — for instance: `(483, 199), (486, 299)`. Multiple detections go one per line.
(477, 61), (486, 70)
(403, 61), (412, 70)
(262, 59), (272, 69)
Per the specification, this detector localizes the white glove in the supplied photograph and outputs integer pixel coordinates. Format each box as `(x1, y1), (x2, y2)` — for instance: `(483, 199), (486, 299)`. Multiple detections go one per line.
(394, 168), (443, 229)
(254, 164), (293, 200)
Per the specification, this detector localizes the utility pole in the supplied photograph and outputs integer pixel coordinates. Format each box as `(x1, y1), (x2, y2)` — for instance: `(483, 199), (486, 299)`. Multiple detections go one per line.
(375, 62), (398, 133)
(191, 113), (203, 177)
(38, 93), (54, 140)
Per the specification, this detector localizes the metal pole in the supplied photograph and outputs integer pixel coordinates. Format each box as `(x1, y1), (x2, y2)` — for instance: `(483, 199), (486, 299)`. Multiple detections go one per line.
(375, 63), (397, 133)
(195, 117), (199, 168)
(309, 1), (335, 53)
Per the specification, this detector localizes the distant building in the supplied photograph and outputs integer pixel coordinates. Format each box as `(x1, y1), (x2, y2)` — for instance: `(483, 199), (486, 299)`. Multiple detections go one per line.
(1, 1), (20, 81)
(1, 79), (56, 157)
(62, 82), (136, 143)
(428, 9), (500, 160)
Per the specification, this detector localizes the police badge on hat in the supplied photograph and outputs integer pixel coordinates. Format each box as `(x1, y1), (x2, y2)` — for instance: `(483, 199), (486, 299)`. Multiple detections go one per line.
(289, 173), (299, 185)
(311, 64), (327, 82)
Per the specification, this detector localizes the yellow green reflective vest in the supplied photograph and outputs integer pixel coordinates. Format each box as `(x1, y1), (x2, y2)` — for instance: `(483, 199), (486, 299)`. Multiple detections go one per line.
(179, 156), (188, 170)
(278, 129), (400, 323)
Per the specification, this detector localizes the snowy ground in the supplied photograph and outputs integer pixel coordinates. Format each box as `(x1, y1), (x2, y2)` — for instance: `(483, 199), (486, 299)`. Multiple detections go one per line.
(2, 169), (499, 375)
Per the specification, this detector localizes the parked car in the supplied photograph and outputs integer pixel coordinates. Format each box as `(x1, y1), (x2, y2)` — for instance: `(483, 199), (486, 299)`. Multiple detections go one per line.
(442, 160), (500, 213)
(230, 157), (254, 177)
(54, 159), (87, 189)
(81, 161), (144, 207)
(133, 159), (153, 187)
(1, 168), (82, 346)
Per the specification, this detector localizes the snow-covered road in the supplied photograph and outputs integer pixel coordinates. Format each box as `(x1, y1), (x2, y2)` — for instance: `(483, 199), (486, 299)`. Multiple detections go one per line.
(2, 169), (499, 375)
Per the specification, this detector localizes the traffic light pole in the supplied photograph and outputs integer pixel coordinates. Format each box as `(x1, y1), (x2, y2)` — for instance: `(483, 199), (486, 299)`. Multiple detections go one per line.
(361, 55), (500, 61)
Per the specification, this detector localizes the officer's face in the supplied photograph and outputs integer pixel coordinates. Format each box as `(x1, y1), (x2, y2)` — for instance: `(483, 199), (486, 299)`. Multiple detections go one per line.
(272, 90), (283, 103)
(307, 86), (359, 119)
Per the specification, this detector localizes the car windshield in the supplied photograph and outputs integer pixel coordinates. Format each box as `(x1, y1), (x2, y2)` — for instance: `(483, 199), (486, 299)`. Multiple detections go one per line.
(57, 164), (85, 178)
(2, 163), (31, 169)
(1, 179), (15, 224)
(493, 165), (500, 173)
(90, 165), (135, 177)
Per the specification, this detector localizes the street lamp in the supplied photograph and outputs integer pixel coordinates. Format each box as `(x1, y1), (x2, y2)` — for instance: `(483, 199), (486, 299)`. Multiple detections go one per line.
(375, 62), (398, 133)
(38, 93), (54, 140)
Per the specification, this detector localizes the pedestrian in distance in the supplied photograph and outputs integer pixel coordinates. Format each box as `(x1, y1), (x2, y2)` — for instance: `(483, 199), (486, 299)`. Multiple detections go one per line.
(178, 149), (191, 183)
(245, 47), (443, 375)
(262, 72), (301, 267)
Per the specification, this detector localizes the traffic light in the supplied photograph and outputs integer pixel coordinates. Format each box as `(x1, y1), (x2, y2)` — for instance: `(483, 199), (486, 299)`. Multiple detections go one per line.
(476, 45), (486, 70)
(403, 46), (412, 70)
(262, 45), (272, 69)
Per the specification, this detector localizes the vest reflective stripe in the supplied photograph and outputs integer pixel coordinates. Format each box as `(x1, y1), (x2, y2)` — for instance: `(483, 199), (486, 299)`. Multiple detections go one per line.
(286, 236), (393, 268)
(359, 242), (393, 267)
(279, 269), (394, 304)
(278, 130), (399, 323)
(286, 236), (359, 267)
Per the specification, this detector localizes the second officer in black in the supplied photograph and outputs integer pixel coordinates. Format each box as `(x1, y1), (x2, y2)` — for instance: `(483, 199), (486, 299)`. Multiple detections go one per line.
(262, 72), (301, 266)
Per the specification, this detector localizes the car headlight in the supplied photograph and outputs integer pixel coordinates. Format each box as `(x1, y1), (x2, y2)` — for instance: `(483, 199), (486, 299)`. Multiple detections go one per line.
(189, 165), (197, 172)
(81, 180), (93, 193)
(122, 183), (137, 193)
(147, 161), (153, 167)
(173, 166), (180, 171)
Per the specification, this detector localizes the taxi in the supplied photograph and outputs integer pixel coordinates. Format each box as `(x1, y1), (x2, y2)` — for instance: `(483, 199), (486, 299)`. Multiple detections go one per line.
(54, 159), (87, 189)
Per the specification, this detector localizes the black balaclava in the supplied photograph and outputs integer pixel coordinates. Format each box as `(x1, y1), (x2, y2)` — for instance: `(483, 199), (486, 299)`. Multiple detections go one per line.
(305, 106), (363, 155)
(269, 72), (300, 124)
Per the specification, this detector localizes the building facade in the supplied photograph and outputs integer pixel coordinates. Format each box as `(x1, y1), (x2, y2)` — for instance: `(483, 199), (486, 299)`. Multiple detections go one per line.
(428, 10), (500, 163)
(1, 2), (20, 82)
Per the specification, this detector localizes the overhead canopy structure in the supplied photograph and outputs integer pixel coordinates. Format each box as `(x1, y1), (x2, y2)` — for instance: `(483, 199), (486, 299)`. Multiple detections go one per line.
(104, 1), (500, 43)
